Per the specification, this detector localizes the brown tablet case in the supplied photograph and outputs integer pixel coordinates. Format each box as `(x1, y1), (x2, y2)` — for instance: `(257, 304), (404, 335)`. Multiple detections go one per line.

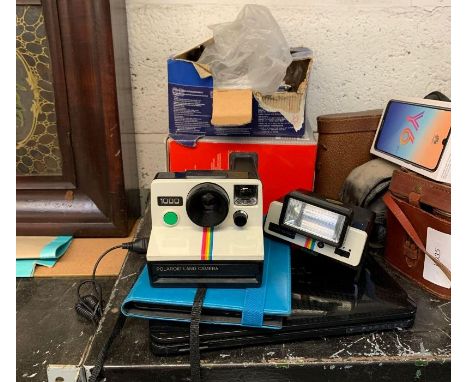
(315, 110), (383, 200)
(383, 169), (451, 299)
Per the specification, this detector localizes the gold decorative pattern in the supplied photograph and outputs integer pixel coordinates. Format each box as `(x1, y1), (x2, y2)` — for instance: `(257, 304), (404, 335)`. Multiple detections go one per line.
(16, 5), (62, 176)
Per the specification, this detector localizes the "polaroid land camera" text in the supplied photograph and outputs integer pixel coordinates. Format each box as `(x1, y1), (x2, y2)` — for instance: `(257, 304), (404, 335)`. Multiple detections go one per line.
(146, 154), (264, 287)
(264, 190), (374, 269)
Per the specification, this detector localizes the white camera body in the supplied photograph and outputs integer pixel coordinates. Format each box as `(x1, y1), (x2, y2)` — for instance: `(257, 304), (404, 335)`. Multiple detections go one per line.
(146, 169), (264, 287)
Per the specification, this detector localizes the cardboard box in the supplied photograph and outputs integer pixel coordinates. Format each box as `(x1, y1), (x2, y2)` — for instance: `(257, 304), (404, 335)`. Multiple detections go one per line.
(166, 131), (317, 214)
(168, 43), (313, 145)
(370, 97), (451, 183)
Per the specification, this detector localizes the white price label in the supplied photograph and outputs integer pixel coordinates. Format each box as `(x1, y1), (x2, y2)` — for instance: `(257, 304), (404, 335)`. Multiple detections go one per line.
(423, 227), (451, 289)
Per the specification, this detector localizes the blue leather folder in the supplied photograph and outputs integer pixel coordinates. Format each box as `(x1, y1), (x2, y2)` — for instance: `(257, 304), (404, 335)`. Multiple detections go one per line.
(121, 237), (291, 329)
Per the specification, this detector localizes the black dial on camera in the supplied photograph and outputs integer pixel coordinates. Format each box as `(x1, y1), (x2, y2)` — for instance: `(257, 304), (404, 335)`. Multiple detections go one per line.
(186, 183), (229, 227)
(233, 210), (248, 227)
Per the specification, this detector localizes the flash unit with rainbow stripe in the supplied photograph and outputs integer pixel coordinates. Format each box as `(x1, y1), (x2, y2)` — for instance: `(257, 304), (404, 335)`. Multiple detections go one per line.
(264, 191), (375, 268)
(146, 153), (264, 288)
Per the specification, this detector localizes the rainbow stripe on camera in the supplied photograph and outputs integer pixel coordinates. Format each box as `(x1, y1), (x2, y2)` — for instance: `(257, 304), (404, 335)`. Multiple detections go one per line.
(201, 227), (214, 260)
(304, 237), (316, 250)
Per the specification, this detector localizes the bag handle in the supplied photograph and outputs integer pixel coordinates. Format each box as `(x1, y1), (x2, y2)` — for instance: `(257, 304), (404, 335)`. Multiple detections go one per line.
(383, 193), (451, 280)
(424, 91), (451, 102)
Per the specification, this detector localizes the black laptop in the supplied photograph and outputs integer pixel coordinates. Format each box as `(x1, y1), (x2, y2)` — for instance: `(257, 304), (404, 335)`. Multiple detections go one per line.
(149, 251), (416, 356)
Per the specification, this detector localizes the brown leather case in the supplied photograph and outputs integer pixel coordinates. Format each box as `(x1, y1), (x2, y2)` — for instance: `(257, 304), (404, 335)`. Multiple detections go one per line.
(384, 169), (451, 299)
(315, 110), (383, 199)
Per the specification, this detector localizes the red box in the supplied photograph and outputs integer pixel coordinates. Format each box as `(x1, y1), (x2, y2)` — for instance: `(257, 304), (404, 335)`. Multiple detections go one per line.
(167, 134), (317, 214)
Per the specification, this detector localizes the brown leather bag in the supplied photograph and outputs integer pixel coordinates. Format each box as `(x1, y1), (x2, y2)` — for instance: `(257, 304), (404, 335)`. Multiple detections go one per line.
(315, 110), (382, 200)
(383, 169), (451, 299)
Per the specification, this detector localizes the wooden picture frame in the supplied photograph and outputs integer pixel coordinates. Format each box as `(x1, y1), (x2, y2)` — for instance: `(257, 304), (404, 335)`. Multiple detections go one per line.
(16, 0), (140, 237)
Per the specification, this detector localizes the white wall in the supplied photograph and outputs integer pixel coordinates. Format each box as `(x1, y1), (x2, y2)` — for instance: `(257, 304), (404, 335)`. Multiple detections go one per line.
(125, 0), (451, 198)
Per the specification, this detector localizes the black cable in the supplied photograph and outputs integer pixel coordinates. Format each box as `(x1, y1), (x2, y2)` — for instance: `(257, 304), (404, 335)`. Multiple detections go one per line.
(190, 287), (207, 382)
(75, 245), (123, 326)
(75, 238), (149, 326)
(72, 238), (149, 382)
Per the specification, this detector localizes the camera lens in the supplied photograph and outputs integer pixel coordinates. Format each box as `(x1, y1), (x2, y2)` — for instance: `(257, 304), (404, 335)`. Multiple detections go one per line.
(186, 183), (230, 227)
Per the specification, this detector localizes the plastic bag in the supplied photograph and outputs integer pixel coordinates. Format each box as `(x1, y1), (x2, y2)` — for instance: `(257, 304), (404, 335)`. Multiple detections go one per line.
(198, 4), (292, 95)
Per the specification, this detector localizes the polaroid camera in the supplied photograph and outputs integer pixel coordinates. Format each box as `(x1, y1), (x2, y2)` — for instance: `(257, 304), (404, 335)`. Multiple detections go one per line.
(264, 190), (375, 272)
(146, 153), (263, 287)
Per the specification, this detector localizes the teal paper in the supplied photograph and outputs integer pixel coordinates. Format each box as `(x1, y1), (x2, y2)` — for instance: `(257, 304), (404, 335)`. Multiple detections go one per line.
(16, 259), (58, 277)
(16, 236), (73, 277)
(39, 236), (73, 259)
